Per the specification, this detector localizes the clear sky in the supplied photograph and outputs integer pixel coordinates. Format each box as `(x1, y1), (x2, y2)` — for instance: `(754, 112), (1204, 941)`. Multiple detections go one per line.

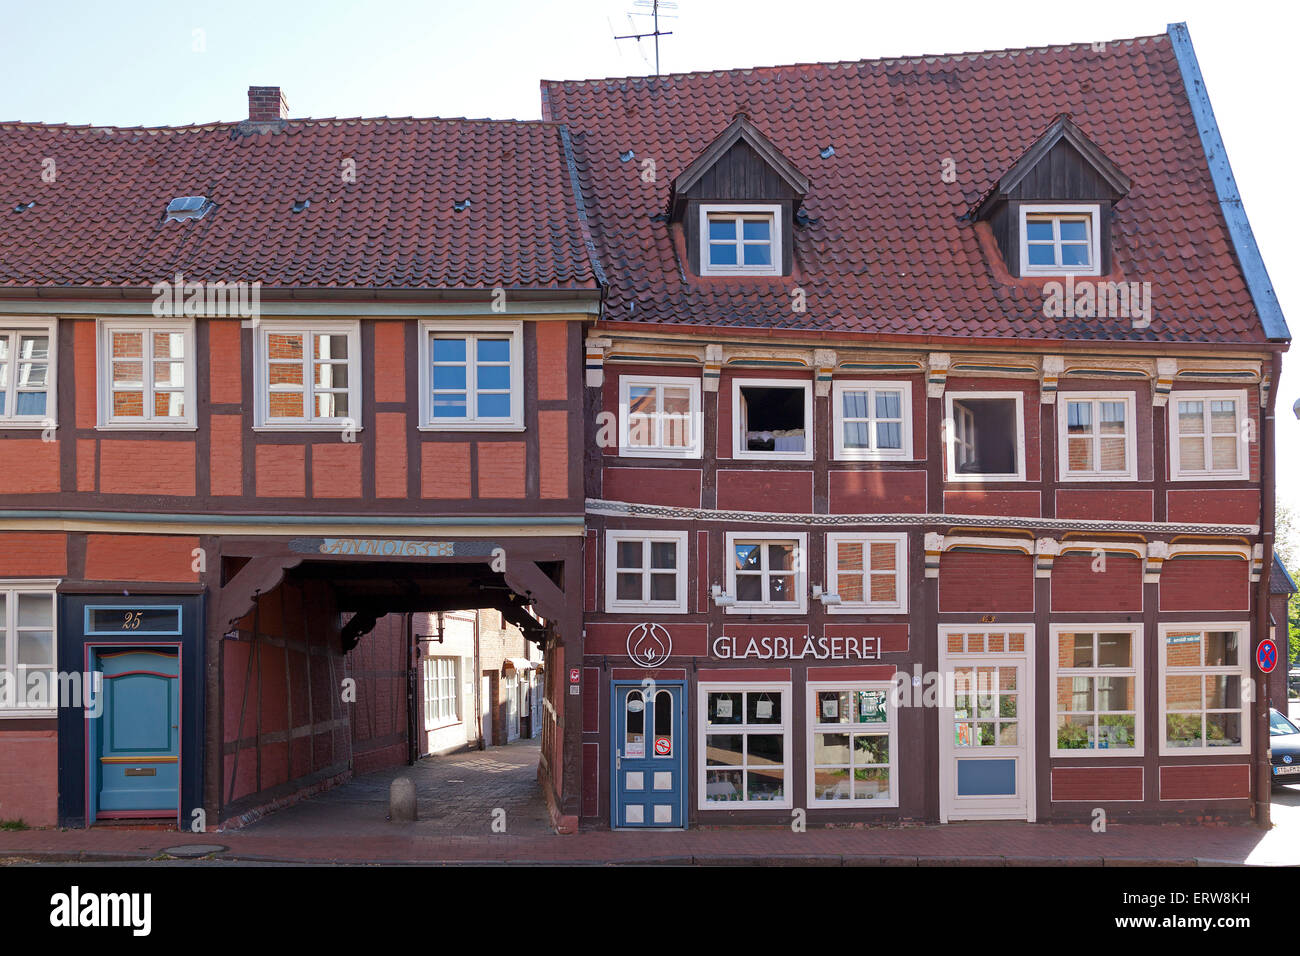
(3, 0), (1298, 517)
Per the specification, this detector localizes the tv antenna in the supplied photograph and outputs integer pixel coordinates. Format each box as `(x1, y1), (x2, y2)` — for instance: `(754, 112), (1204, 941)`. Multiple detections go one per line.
(614, 0), (677, 75)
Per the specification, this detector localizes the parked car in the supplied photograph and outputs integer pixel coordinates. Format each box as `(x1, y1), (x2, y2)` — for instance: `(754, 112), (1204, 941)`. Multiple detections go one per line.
(1271, 709), (1300, 788)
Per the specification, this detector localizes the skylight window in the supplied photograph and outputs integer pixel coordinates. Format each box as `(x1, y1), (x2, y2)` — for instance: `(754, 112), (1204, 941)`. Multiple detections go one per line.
(164, 196), (212, 223)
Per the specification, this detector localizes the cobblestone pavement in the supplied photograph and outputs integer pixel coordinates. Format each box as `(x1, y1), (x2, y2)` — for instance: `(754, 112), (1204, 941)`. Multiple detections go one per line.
(0, 743), (1296, 865)
(240, 738), (552, 840)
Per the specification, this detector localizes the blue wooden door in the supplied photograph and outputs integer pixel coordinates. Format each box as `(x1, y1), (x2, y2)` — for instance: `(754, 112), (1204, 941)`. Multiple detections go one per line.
(611, 681), (685, 828)
(92, 649), (180, 817)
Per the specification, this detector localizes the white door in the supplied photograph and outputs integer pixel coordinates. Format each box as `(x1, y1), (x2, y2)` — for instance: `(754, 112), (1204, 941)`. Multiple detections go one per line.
(506, 673), (519, 741)
(480, 676), (493, 747)
(938, 628), (1035, 821)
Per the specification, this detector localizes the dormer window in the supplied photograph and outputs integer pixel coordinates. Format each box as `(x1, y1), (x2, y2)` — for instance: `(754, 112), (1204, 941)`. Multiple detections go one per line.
(1019, 205), (1100, 276)
(701, 205), (780, 275)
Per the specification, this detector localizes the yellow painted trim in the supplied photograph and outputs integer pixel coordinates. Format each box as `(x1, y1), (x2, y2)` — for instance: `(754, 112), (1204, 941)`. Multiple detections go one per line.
(0, 519), (583, 538)
(100, 756), (178, 764)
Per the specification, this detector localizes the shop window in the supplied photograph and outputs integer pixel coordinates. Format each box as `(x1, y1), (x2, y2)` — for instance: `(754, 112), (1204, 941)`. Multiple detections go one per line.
(0, 322), (56, 426)
(808, 683), (897, 806)
(944, 392), (1025, 481)
(255, 321), (362, 428)
(832, 381), (911, 460)
(619, 375), (702, 458)
(824, 533), (907, 613)
(1168, 390), (1248, 480)
(605, 531), (688, 613)
(732, 378), (812, 460)
(1159, 624), (1250, 754)
(1050, 627), (1142, 755)
(1058, 393), (1135, 480)
(724, 533), (807, 614)
(0, 584), (57, 716)
(700, 685), (791, 809)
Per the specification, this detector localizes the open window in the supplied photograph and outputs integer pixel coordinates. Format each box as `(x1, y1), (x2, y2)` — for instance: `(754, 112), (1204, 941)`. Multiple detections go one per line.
(944, 392), (1025, 481)
(732, 378), (812, 460)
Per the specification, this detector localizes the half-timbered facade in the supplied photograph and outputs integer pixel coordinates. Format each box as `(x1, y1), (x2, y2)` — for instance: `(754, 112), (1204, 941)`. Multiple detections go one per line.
(0, 91), (598, 827)
(545, 24), (1290, 828)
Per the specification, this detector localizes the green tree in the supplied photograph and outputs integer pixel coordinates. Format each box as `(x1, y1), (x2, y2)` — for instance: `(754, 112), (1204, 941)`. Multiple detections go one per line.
(1278, 503), (1300, 664)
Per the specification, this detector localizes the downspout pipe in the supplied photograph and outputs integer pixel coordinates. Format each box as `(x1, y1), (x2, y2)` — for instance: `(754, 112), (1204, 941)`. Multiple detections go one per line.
(1255, 352), (1281, 828)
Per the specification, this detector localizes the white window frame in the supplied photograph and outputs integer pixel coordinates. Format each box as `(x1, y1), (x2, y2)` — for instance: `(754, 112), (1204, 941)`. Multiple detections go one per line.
(97, 318), (196, 429)
(618, 374), (702, 459)
(604, 530), (689, 614)
(943, 391), (1027, 482)
(1057, 391), (1137, 482)
(0, 581), (59, 718)
(731, 377), (813, 461)
(1018, 203), (1102, 277)
(699, 204), (782, 276)
(698, 682), (792, 810)
(417, 319), (524, 431)
(806, 681), (899, 808)
(254, 320), (362, 430)
(423, 656), (459, 730)
(831, 380), (912, 461)
(824, 532), (908, 614)
(0, 318), (57, 429)
(1048, 624), (1144, 758)
(1167, 389), (1249, 481)
(724, 532), (808, 615)
(1158, 622), (1251, 756)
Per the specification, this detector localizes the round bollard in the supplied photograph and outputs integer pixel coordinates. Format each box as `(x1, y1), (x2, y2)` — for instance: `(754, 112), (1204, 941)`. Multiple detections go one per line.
(389, 776), (417, 822)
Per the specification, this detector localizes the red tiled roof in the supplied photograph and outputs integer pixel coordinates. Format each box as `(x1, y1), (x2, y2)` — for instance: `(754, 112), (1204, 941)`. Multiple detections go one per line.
(542, 33), (1269, 344)
(0, 117), (599, 293)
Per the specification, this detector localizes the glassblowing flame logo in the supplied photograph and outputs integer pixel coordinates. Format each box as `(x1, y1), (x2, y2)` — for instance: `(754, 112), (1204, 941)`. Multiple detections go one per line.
(627, 623), (672, 668)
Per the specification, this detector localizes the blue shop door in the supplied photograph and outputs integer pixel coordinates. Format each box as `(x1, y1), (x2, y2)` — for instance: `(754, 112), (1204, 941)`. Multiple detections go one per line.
(612, 681), (685, 828)
(91, 650), (180, 818)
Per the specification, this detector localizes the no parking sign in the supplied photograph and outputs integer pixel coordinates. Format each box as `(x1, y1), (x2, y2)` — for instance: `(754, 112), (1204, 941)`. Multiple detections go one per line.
(1257, 638), (1278, 674)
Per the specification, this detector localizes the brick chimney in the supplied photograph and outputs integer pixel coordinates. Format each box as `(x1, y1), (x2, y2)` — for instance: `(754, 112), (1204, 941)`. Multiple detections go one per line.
(247, 86), (289, 121)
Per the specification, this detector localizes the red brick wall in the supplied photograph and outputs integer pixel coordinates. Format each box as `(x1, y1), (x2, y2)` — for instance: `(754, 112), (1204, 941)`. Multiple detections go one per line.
(0, 731), (57, 826)
(74, 320), (96, 428)
(311, 442), (362, 498)
(0, 532), (66, 576)
(939, 550), (1034, 613)
(1051, 766), (1143, 802)
(375, 412), (408, 498)
(1159, 763), (1250, 800)
(372, 322), (406, 403)
(76, 439), (96, 492)
(538, 409), (568, 499)
(1159, 556), (1250, 611)
(84, 534), (199, 583)
(0, 439), (59, 494)
(210, 415), (243, 496)
(944, 489), (1040, 516)
(421, 442), (470, 498)
(716, 470), (813, 512)
(1167, 489), (1260, 526)
(1056, 489), (1153, 522)
(478, 441), (525, 498)
(602, 467), (701, 507)
(829, 469), (926, 513)
(208, 321), (242, 405)
(1051, 552), (1143, 612)
(535, 322), (568, 401)
(349, 613), (410, 775)
(100, 440), (197, 496)
(255, 445), (306, 498)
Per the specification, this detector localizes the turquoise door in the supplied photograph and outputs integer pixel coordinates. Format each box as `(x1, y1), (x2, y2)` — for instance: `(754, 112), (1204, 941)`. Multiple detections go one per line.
(611, 681), (686, 828)
(92, 649), (180, 818)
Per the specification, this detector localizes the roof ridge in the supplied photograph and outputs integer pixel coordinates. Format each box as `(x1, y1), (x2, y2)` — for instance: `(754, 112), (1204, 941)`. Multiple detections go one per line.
(541, 31), (1166, 89)
(0, 115), (560, 134)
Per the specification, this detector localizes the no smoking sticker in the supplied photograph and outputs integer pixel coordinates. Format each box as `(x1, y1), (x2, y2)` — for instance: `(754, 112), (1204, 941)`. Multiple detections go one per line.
(654, 737), (671, 756)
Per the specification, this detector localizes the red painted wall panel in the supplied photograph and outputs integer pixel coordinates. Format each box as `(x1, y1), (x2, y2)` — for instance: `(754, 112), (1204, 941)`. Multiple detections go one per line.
(477, 441), (525, 498)
(1051, 552), (1143, 612)
(312, 442), (363, 498)
(1159, 763), (1250, 800)
(100, 440), (197, 497)
(939, 550), (1034, 613)
(1051, 766), (1143, 802)
(1056, 489), (1153, 522)
(584, 622), (708, 657)
(372, 321), (406, 403)
(255, 445), (306, 498)
(0, 731), (57, 826)
(208, 320), (243, 405)
(0, 439), (59, 494)
(421, 442), (470, 499)
(602, 467), (701, 508)
(538, 409), (568, 499)
(828, 469), (926, 513)
(84, 534), (199, 583)
(1159, 556), (1250, 611)
(0, 532), (66, 576)
(716, 469), (813, 513)
(1167, 489), (1260, 526)
(944, 490), (1040, 517)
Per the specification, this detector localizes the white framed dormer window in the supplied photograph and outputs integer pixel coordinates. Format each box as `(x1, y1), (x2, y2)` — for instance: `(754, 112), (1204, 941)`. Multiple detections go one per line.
(807, 682), (898, 807)
(0, 582), (58, 717)
(1158, 623), (1250, 755)
(1058, 392), (1137, 481)
(1050, 625), (1143, 757)
(732, 377), (812, 460)
(418, 320), (524, 431)
(619, 375), (702, 458)
(725, 532), (807, 614)
(0, 319), (56, 428)
(824, 532), (908, 614)
(832, 380), (911, 460)
(254, 321), (361, 430)
(97, 319), (195, 429)
(700, 683), (792, 809)
(1168, 390), (1249, 480)
(699, 204), (781, 276)
(1019, 204), (1101, 276)
(605, 530), (689, 614)
(944, 391), (1026, 482)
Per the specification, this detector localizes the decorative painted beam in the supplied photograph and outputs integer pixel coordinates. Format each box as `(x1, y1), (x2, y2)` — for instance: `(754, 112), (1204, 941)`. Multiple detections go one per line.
(1035, 537), (1060, 577)
(814, 349), (837, 397)
(704, 344), (724, 393)
(1040, 356), (1063, 405)
(585, 336), (611, 387)
(1153, 358), (1177, 407)
(927, 352), (950, 399)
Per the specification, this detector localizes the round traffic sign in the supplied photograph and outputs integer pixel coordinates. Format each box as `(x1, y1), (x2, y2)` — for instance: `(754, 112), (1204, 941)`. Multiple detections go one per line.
(654, 736), (671, 756)
(1257, 639), (1278, 674)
